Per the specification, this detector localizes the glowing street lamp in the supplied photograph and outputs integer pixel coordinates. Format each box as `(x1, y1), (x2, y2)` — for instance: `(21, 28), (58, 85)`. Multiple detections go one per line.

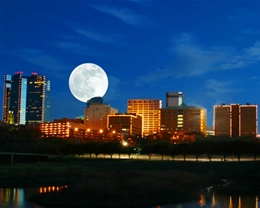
(74, 127), (79, 143)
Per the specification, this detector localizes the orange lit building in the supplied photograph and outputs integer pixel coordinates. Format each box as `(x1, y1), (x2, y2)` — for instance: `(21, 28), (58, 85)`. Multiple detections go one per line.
(84, 97), (118, 131)
(160, 103), (207, 136)
(127, 99), (162, 136)
(39, 119), (87, 142)
(214, 103), (258, 138)
(107, 113), (142, 137)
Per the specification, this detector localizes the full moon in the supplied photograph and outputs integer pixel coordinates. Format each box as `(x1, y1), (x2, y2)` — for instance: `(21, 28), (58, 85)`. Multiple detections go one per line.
(69, 63), (109, 103)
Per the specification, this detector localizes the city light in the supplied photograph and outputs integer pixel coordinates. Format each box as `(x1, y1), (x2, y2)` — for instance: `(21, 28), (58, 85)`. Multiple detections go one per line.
(122, 141), (128, 146)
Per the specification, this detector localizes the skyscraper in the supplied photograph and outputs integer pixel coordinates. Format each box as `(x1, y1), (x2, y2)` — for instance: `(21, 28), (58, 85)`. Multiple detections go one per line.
(214, 104), (258, 138)
(127, 99), (162, 136)
(2, 72), (50, 125)
(166, 92), (184, 107)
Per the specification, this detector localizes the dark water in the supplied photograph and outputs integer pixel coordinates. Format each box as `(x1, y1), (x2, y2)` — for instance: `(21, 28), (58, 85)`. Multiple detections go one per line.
(0, 186), (67, 208)
(0, 187), (259, 208)
(0, 188), (43, 208)
(155, 193), (259, 208)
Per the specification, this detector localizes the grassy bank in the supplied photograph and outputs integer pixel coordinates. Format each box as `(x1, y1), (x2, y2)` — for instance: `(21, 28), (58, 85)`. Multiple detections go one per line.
(0, 157), (260, 207)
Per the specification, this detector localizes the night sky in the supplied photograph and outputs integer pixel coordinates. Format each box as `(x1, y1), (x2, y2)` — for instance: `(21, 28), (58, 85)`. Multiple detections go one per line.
(1, 0), (260, 129)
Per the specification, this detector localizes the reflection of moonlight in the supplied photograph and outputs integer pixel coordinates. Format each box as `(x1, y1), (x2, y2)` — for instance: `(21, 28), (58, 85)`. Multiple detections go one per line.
(69, 63), (109, 102)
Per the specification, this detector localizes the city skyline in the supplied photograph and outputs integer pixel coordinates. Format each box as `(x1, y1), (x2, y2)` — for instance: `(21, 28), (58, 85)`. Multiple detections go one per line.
(1, 1), (260, 128)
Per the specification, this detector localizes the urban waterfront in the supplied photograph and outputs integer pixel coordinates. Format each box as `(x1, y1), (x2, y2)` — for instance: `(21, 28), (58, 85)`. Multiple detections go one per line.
(0, 157), (260, 207)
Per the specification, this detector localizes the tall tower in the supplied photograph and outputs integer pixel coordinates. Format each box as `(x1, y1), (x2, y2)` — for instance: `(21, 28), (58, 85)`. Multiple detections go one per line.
(214, 103), (258, 138)
(127, 99), (162, 136)
(166, 92), (184, 107)
(2, 72), (51, 125)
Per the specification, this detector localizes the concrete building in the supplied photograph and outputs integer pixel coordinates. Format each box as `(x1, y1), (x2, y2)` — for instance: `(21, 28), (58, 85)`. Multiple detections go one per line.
(127, 99), (162, 136)
(214, 103), (258, 138)
(107, 113), (142, 137)
(39, 118), (87, 142)
(84, 97), (118, 131)
(166, 92), (184, 107)
(160, 103), (207, 136)
(2, 72), (50, 125)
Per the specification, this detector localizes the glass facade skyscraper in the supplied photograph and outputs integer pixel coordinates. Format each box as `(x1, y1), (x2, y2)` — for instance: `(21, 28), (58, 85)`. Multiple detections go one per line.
(2, 72), (50, 125)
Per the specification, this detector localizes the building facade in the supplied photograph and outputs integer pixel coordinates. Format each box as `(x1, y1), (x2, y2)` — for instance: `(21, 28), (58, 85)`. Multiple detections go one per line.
(107, 113), (142, 137)
(39, 118), (90, 143)
(214, 104), (258, 138)
(127, 99), (162, 136)
(2, 72), (50, 125)
(166, 92), (184, 107)
(160, 103), (207, 136)
(84, 97), (118, 131)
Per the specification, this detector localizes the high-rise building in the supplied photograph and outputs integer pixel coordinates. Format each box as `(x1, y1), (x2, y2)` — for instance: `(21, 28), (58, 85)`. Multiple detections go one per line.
(107, 113), (142, 137)
(214, 104), (258, 138)
(166, 92), (184, 107)
(127, 99), (162, 136)
(84, 97), (118, 131)
(2, 72), (50, 125)
(160, 103), (207, 135)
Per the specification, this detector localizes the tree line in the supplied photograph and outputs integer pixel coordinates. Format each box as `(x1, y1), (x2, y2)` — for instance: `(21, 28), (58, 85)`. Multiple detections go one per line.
(0, 126), (260, 161)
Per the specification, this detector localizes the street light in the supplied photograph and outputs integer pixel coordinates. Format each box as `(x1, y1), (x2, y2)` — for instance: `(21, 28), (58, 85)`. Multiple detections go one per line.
(74, 128), (79, 143)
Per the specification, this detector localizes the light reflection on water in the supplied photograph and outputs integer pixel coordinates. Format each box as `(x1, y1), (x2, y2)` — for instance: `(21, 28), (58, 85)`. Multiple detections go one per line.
(0, 187), (259, 208)
(0, 186), (67, 208)
(155, 194), (259, 208)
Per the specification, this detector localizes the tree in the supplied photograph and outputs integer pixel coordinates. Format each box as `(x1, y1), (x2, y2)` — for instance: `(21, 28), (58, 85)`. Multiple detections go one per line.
(249, 141), (260, 161)
(176, 143), (191, 161)
(190, 141), (203, 162)
(201, 140), (216, 162)
(121, 145), (136, 159)
(82, 142), (102, 158)
(153, 142), (171, 160)
(141, 144), (155, 160)
(169, 144), (178, 161)
(102, 142), (123, 159)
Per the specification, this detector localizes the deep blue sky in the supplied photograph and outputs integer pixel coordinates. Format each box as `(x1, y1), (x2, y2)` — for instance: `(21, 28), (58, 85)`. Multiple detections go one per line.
(1, 0), (260, 128)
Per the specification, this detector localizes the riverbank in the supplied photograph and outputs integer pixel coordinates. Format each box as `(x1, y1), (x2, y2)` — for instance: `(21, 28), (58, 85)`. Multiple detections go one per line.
(0, 157), (260, 208)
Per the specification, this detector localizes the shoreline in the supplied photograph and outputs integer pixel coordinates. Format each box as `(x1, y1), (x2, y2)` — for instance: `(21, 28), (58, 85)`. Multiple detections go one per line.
(0, 157), (260, 207)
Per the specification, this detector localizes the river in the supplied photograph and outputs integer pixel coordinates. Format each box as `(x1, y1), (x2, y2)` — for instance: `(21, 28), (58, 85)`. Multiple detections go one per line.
(155, 193), (259, 208)
(0, 187), (259, 208)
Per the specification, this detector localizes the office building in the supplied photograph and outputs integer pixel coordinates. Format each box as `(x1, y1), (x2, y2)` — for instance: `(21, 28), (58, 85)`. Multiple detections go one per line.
(107, 113), (142, 137)
(214, 104), (258, 138)
(84, 97), (118, 131)
(2, 72), (50, 125)
(160, 103), (207, 136)
(39, 118), (88, 142)
(166, 92), (184, 107)
(127, 99), (162, 136)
